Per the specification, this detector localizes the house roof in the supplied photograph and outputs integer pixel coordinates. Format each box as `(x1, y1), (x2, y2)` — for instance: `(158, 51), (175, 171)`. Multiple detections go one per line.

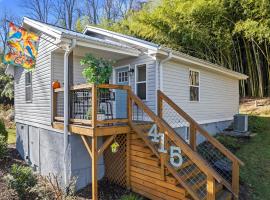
(22, 17), (140, 56)
(84, 26), (248, 80)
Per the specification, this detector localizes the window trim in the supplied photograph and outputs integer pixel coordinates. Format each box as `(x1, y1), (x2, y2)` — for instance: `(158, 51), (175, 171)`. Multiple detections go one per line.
(25, 71), (33, 103)
(189, 69), (200, 102)
(135, 63), (148, 101)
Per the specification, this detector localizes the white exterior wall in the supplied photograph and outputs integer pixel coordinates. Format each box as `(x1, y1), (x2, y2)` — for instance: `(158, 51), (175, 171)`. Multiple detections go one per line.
(52, 53), (86, 85)
(162, 61), (239, 123)
(14, 34), (58, 126)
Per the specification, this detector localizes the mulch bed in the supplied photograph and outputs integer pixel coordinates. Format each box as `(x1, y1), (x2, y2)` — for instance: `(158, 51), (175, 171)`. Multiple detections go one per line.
(76, 178), (146, 200)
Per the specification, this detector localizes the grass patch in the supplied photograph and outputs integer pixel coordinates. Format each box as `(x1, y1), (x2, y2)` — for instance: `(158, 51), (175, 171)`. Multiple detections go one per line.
(7, 128), (16, 144)
(217, 116), (270, 200)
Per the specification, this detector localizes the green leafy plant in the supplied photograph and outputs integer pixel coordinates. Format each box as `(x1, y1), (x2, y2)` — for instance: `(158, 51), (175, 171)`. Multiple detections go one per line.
(120, 194), (143, 200)
(80, 54), (113, 84)
(4, 164), (37, 199)
(0, 118), (8, 142)
(0, 135), (7, 159)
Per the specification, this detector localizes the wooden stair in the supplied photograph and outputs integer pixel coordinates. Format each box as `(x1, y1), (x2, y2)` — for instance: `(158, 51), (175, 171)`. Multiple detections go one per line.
(127, 89), (242, 200)
(130, 124), (232, 200)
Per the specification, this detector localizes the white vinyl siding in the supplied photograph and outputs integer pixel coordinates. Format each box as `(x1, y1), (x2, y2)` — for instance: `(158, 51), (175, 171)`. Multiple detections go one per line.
(52, 53), (86, 85)
(14, 34), (58, 126)
(162, 61), (239, 123)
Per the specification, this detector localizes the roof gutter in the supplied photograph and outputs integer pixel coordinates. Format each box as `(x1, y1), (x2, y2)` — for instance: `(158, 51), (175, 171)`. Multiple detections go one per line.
(156, 48), (248, 80)
(63, 38), (76, 188)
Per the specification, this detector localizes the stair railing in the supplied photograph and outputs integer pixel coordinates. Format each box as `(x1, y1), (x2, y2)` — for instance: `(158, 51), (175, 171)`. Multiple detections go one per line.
(157, 90), (244, 199)
(128, 88), (226, 200)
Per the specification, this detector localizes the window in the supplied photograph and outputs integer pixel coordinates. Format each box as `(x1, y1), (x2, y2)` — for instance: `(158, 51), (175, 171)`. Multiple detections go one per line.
(25, 71), (32, 102)
(136, 64), (147, 100)
(118, 71), (128, 83)
(189, 70), (199, 101)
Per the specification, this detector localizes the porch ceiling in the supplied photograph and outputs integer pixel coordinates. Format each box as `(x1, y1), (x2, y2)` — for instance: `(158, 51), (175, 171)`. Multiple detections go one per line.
(54, 45), (139, 61)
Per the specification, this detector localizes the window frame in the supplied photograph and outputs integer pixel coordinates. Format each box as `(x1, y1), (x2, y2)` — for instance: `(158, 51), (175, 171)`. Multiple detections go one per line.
(135, 63), (147, 101)
(189, 69), (200, 102)
(117, 70), (129, 83)
(25, 71), (33, 103)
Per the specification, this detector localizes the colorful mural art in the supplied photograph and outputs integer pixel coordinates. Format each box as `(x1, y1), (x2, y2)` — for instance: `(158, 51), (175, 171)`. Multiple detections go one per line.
(3, 22), (39, 70)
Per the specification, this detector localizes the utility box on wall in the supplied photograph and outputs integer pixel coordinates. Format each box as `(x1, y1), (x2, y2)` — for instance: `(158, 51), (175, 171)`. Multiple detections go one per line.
(234, 114), (248, 132)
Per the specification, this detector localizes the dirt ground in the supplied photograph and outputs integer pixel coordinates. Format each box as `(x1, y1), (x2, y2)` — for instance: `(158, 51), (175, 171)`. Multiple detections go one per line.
(0, 145), (22, 200)
(240, 98), (270, 116)
(0, 146), (143, 200)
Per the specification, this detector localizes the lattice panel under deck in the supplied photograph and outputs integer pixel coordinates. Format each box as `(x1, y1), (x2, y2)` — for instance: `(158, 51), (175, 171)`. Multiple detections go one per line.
(103, 134), (127, 187)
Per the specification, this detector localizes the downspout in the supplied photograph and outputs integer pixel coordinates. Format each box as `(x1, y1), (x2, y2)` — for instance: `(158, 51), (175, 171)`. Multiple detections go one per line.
(159, 51), (173, 91)
(155, 51), (173, 114)
(63, 39), (76, 188)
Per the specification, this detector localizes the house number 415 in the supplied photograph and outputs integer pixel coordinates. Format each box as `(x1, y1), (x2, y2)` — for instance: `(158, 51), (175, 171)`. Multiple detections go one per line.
(148, 125), (183, 168)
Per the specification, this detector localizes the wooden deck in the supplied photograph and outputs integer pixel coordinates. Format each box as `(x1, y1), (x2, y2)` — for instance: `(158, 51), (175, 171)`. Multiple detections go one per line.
(52, 121), (130, 136)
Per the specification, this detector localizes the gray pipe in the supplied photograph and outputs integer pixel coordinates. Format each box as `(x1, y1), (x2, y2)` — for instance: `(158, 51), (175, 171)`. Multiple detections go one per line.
(63, 39), (76, 188)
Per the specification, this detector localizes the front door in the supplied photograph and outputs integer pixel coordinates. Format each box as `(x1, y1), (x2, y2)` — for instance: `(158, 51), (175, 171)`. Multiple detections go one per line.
(115, 67), (129, 119)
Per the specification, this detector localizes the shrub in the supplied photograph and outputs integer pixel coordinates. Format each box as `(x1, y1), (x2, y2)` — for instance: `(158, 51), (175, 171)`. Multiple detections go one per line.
(0, 118), (8, 142)
(4, 164), (37, 199)
(0, 135), (8, 159)
(30, 174), (77, 200)
(120, 194), (143, 200)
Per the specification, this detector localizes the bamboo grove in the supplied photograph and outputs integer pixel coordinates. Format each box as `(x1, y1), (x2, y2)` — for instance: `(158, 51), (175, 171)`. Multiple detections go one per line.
(105, 0), (270, 97)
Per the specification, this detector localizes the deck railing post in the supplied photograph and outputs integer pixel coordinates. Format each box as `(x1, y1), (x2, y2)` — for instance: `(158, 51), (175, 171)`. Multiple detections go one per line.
(92, 136), (98, 200)
(127, 87), (132, 189)
(52, 90), (57, 123)
(232, 161), (240, 199)
(207, 175), (216, 200)
(127, 87), (132, 123)
(92, 84), (97, 129)
(190, 124), (197, 151)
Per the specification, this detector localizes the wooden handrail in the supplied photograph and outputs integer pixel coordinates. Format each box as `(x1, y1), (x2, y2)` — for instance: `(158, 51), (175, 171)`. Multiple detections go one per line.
(158, 90), (244, 166)
(158, 90), (243, 198)
(97, 84), (130, 90)
(54, 83), (130, 93)
(128, 90), (224, 183)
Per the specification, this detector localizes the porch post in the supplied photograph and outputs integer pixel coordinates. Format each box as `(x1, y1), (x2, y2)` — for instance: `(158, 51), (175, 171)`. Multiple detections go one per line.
(92, 136), (98, 200)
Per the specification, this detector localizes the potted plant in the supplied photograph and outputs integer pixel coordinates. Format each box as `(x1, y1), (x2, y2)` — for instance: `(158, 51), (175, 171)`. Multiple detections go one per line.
(81, 54), (113, 121)
(80, 54), (113, 85)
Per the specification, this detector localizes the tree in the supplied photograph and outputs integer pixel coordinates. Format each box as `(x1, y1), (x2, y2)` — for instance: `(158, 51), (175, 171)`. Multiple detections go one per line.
(53, 0), (79, 30)
(0, 11), (20, 52)
(22, 0), (53, 23)
(109, 0), (270, 97)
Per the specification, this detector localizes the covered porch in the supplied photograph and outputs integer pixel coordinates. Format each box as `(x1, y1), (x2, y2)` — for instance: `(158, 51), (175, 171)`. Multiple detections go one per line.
(51, 41), (142, 200)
